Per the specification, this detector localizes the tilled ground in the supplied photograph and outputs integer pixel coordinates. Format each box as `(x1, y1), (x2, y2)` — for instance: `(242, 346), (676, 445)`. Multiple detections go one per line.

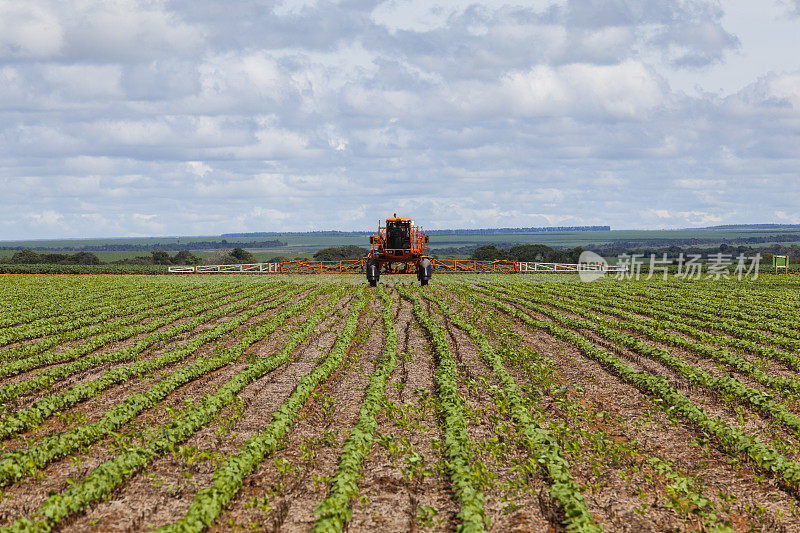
(346, 291), (463, 532)
(0, 288), (320, 525)
(2, 277), (800, 533)
(449, 284), (800, 532)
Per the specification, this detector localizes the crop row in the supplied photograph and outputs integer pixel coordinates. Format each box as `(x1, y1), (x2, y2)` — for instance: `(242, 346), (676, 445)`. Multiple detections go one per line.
(559, 282), (800, 350)
(0, 280), (134, 329)
(313, 285), (399, 532)
(0, 285), (325, 486)
(397, 285), (487, 532)
(0, 282), (209, 349)
(506, 284), (800, 395)
(641, 277), (800, 313)
(2, 286), (352, 533)
(474, 286), (800, 441)
(581, 285), (800, 357)
(0, 281), (245, 362)
(0, 282), (278, 381)
(575, 280), (800, 333)
(604, 281), (800, 332)
(0, 280), (197, 339)
(467, 290), (800, 496)
(0, 284), (300, 440)
(422, 287), (601, 532)
(159, 286), (367, 532)
(0, 283), (282, 405)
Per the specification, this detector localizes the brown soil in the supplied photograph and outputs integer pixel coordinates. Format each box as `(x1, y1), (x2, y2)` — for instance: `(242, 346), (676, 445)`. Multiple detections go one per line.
(346, 289), (463, 532)
(58, 291), (358, 532)
(3, 280), (800, 532)
(456, 286), (800, 532)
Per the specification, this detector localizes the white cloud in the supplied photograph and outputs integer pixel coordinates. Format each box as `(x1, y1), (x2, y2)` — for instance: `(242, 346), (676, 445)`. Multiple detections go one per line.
(64, 156), (118, 174)
(0, 0), (797, 239)
(676, 211), (723, 226)
(674, 178), (725, 189)
(26, 209), (63, 227)
(186, 161), (212, 178)
(273, 0), (321, 18)
(0, 1), (203, 62)
(0, 2), (63, 58)
(775, 210), (800, 223)
(499, 60), (664, 118)
(42, 64), (123, 99)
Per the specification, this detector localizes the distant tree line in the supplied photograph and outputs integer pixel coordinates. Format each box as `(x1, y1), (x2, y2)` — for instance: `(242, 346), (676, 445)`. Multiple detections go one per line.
(427, 226), (610, 235)
(465, 242), (800, 263)
(312, 246), (369, 261)
(594, 234), (800, 248)
(586, 242), (800, 259)
(4, 250), (103, 265)
(221, 226), (611, 238)
(0, 240), (286, 252)
(222, 231), (369, 237)
(704, 224), (800, 230)
(470, 244), (585, 263)
(3, 249), (204, 266)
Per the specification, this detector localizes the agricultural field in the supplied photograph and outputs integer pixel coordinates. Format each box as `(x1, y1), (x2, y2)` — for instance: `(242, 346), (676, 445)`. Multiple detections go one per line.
(0, 273), (800, 532)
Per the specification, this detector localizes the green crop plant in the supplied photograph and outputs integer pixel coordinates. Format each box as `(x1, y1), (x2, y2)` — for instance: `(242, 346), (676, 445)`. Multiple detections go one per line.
(397, 285), (488, 533)
(1, 287), (351, 532)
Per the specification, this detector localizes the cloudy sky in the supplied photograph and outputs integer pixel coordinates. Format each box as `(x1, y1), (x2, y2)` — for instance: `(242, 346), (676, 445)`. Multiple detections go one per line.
(1, 0), (799, 239)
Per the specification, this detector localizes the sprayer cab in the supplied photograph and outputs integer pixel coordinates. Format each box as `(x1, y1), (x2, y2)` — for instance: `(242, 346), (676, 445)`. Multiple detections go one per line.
(366, 214), (432, 286)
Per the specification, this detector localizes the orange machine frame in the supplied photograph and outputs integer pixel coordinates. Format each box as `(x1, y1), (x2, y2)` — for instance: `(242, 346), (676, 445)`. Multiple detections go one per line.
(368, 216), (429, 274)
(171, 258), (523, 274)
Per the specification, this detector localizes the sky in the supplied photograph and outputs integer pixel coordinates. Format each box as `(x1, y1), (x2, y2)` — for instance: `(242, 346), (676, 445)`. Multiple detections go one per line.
(1, 0), (799, 239)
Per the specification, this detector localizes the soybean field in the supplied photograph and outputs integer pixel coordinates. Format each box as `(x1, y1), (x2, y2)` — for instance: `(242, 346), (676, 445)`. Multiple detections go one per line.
(1, 274), (800, 532)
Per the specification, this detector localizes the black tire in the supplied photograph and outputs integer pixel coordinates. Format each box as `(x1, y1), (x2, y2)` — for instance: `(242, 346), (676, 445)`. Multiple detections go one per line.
(418, 258), (432, 286)
(366, 258), (379, 286)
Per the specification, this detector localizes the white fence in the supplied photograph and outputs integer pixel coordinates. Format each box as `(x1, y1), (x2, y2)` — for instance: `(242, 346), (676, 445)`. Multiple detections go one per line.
(516, 262), (628, 273)
(168, 263), (281, 273)
(170, 261), (627, 275)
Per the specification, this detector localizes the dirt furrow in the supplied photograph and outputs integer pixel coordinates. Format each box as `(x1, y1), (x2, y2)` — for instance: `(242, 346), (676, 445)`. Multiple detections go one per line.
(59, 292), (355, 532)
(0, 292), (328, 527)
(345, 289), (463, 532)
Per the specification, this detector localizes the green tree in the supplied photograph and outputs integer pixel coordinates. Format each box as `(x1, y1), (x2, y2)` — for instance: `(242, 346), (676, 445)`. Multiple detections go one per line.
(172, 250), (201, 265)
(151, 249), (171, 265)
(266, 256), (294, 263)
(40, 253), (69, 263)
(204, 249), (234, 265)
(229, 247), (255, 263)
(69, 252), (100, 265)
(10, 249), (41, 264)
(509, 244), (554, 262)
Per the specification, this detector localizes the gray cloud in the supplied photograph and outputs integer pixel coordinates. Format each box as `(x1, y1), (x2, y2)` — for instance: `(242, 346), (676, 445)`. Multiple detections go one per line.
(780, 0), (800, 16)
(0, 0), (798, 239)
